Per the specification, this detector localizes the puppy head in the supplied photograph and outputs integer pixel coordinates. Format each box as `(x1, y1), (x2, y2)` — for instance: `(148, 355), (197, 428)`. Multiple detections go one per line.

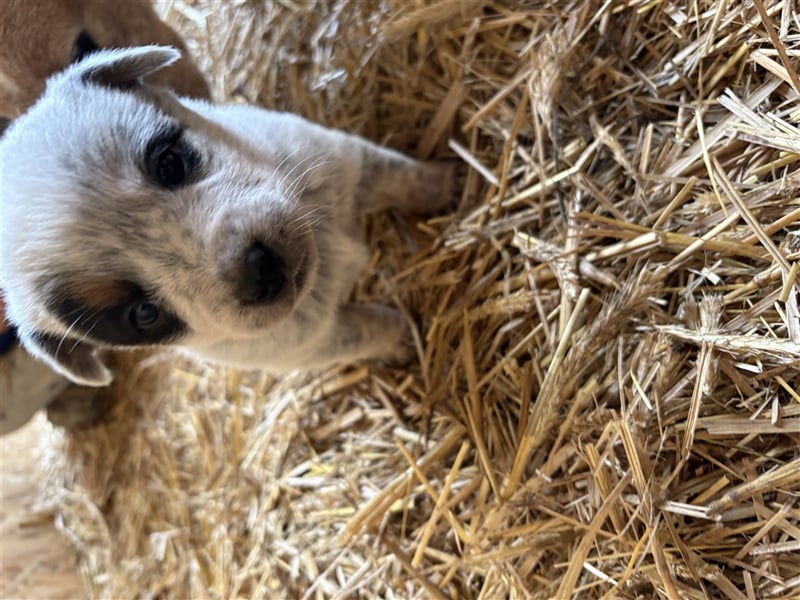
(1, 47), (320, 386)
(0, 0), (209, 119)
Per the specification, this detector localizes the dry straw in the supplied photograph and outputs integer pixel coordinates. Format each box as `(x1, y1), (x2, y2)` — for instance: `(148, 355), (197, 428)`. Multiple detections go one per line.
(34, 0), (800, 598)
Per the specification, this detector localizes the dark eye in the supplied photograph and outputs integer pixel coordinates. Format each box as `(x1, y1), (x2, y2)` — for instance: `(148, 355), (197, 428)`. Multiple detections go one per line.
(155, 148), (185, 188)
(129, 302), (160, 329)
(145, 126), (197, 189)
(73, 31), (100, 63)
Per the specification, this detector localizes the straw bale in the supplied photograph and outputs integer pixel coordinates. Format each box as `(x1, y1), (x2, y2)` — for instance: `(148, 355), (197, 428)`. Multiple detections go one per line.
(32, 0), (800, 598)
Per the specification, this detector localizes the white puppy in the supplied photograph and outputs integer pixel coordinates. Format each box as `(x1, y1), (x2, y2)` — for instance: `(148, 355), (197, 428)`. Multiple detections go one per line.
(0, 46), (455, 387)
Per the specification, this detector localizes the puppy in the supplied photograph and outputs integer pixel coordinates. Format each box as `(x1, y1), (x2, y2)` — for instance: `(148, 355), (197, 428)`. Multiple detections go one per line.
(1, 0), (208, 121)
(0, 2), (208, 434)
(0, 47), (456, 387)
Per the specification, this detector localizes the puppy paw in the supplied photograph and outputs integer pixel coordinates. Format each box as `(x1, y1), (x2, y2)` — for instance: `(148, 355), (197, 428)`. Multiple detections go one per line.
(322, 304), (419, 370)
(0, 343), (71, 435)
(371, 307), (417, 368)
(416, 159), (464, 214)
(378, 336), (416, 368)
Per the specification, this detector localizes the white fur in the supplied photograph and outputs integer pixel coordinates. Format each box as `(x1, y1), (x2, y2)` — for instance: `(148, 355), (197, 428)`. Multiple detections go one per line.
(0, 47), (456, 385)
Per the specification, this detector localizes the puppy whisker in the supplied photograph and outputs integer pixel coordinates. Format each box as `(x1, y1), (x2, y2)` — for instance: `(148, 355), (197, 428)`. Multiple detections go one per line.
(57, 305), (103, 355)
(285, 155), (336, 199)
(289, 203), (327, 225)
(275, 149), (324, 193)
(272, 145), (314, 188)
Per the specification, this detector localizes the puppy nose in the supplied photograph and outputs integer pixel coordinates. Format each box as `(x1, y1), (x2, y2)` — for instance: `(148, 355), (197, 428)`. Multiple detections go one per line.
(237, 242), (286, 304)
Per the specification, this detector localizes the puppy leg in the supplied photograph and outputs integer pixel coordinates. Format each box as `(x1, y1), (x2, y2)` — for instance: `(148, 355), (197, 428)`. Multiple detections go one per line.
(46, 385), (116, 430)
(310, 304), (414, 367)
(0, 344), (70, 435)
(353, 143), (458, 216)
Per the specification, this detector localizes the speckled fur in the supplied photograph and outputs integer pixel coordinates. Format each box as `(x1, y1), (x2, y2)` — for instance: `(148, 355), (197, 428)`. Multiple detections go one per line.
(0, 47), (456, 386)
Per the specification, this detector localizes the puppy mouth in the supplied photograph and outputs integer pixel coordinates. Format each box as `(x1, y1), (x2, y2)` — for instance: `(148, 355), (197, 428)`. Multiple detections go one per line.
(291, 235), (317, 301)
(293, 257), (307, 292)
(292, 248), (313, 294)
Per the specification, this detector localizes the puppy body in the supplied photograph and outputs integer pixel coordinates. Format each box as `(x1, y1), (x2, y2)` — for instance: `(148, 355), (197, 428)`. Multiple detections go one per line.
(1, 0), (208, 120)
(0, 47), (454, 386)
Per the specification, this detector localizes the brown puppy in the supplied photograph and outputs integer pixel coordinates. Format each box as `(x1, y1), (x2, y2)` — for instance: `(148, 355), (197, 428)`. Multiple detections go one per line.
(0, 0), (208, 434)
(0, 0), (208, 120)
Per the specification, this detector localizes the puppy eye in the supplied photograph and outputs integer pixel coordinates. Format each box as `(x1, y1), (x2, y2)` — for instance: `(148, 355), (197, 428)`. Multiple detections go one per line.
(155, 148), (185, 188)
(145, 127), (197, 189)
(73, 31), (100, 63)
(129, 302), (160, 329)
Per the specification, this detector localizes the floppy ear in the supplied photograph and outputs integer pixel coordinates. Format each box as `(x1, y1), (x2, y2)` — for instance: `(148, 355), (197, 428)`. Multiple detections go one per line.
(19, 330), (113, 387)
(71, 45), (181, 90)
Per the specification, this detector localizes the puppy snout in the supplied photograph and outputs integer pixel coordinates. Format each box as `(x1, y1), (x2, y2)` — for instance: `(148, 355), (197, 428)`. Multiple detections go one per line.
(237, 242), (287, 304)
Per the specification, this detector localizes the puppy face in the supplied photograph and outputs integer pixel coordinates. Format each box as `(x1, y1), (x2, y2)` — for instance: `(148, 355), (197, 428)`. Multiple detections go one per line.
(0, 0), (208, 120)
(0, 48), (321, 386)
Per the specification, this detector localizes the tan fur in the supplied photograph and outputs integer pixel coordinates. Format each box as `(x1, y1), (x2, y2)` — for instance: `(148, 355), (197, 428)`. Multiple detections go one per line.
(70, 280), (131, 308)
(0, 0), (208, 119)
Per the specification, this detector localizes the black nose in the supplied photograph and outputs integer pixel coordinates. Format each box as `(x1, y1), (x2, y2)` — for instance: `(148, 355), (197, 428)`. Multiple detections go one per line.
(237, 243), (286, 304)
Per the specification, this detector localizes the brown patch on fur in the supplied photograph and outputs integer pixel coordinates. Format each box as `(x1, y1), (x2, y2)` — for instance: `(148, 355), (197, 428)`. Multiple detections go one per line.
(69, 279), (131, 309)
(0, 0), (208, 120)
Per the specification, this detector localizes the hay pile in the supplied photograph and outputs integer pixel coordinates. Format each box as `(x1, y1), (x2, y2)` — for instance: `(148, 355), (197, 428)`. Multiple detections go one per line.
(37, 0), (799, 598)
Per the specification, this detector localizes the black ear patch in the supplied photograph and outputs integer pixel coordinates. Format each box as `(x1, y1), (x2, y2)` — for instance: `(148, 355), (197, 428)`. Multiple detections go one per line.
(73, 31), (101, 63)
(0, 117), (11, 138)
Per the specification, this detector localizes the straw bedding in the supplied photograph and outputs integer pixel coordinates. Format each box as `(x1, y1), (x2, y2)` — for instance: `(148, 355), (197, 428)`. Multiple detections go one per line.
(35, 0), (799, 598)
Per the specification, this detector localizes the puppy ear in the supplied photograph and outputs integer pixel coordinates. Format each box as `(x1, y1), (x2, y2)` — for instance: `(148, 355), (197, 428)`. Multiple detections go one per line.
(72, 45), (181, 90)
(19, 330), (113, 387)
